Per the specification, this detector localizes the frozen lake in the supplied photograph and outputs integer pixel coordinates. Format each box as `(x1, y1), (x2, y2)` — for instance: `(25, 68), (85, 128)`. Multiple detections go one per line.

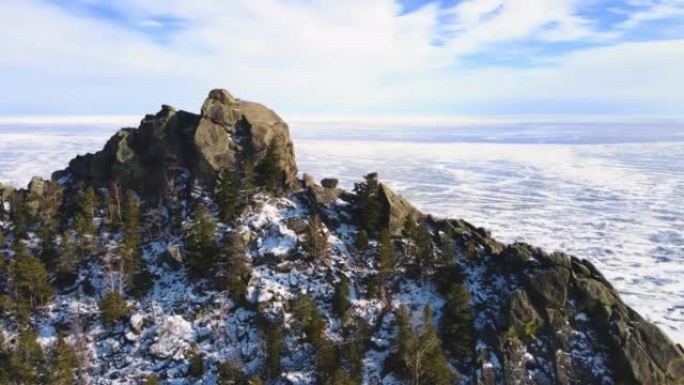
(0, 118), (682, 343)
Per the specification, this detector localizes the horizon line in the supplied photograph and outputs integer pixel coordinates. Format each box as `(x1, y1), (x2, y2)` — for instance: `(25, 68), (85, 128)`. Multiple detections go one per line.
(1, 114), (684, 127)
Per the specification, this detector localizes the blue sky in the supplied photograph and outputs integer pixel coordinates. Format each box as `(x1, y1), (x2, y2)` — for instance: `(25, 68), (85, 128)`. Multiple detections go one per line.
(0, 0), (683, 118)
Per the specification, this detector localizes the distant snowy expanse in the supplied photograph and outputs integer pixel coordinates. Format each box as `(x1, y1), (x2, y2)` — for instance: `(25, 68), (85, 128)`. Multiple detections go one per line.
(0, 119), (682, 344)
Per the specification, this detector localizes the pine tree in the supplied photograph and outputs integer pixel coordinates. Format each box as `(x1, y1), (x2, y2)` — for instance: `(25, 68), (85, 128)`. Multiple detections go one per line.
(259, 141), (283, 195)
(304, 215), (327, 261)
(355, 230), (368, 252)
(9, 191), (29, 239)
(315, 338), (339, 379)
(333, 276), (350, 318)
(99, 291), (129, 326)
(187, 349), (204, 378)
(36, 224), (57, 265)
(402, 216), (417, 263)
(121, 191), (141, 287)
(439, 280), (474, 359)
(242, 159), (256, 204)
(0, 332), (9, 385)
(48, 335), (77, 385)
(376, 229), (394, 291)
(394, 306), (453, 385)
(185, 204), (217, 279)
(261, 320), (284, 380)
(143, 374), (160, 385)
(438, 233), (455, 266)
(217, 360), (246, 385)
(58, 231), (78, 279)
(217, 168), (243, 222)
(221, 231), (249, 303)
(13, 250), (52, 309)
(353, 173), (382, 233)
(9, 329), (46, 384)
(330, 367), (357, 385)
(415, 225), (433, 273)
(292, 293), (326, 345)
(76, 186), (96, 235)
(418, 307), (453, 385)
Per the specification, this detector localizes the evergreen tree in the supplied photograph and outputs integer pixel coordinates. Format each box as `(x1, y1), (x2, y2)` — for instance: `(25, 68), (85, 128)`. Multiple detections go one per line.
(12, 250), (52, 309)
(353, 173), (382, 233)
(394, 306), (453, 385)
(439, 280), (475, 359)
(187, 349), (204, 378)
(217, 360), (246, 385)
(9, 329), (46, 384)
(98, 291), (129, 326)
(217, 168), (242, 222)
(36, 224), (57, 265)
(259, 141), (283, 195)
(9, 191), (29, 239)
(76, 186), (96, 235)
(330, 367), (357, 385)
(333, 276), (351, 318)
(121, 191), (141, 287)
(438, 233), (455, 266)
(242, 159), (256, 204)
(315, 338), (338, 379)
(304, 215), (327, 261)
(58, 231), (78, 277)
(415, 225), (434, 274)
(143, 374), (160, 385)
(292, 293), (325, 345)
(0, 332), (9, 385)
(48, 334), (77, 385)
(261, 320), (284, 380)
(376, 229), (394, 291)
(355, 230), (368, 252)
(185, 204), (217, 279)
(221, 231), (249, 303)
(402, 216), (418, 260)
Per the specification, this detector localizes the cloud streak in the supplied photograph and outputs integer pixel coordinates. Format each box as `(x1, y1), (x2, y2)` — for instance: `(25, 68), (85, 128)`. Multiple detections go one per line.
(0, 0), (683, 116)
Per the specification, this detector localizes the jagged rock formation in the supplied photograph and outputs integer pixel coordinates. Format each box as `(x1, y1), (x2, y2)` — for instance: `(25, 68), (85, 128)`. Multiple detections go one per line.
(52, 89), (298, 196)
(0, 89), (682, 385)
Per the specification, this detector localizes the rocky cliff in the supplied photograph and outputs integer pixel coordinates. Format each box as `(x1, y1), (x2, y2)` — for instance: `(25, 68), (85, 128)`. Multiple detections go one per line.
(0, 90), (681, 385)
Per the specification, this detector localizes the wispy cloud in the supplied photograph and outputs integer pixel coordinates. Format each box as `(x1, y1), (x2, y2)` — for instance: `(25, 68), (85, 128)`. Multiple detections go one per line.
(0, 0), (682, 116)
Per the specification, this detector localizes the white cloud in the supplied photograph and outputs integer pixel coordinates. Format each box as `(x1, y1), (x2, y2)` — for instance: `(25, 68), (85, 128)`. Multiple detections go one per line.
(0, 0), (682, 116)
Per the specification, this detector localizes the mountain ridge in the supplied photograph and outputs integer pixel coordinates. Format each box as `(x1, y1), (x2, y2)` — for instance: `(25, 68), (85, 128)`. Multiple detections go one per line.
(0, 89), (682, 385)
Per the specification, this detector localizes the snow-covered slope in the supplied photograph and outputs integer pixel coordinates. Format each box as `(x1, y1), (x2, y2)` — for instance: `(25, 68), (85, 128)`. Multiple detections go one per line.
(0, 89), (682, 385)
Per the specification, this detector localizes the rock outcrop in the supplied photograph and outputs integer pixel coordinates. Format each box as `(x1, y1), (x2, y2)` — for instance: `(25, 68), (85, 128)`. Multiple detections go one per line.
(52, 89), (298, 196)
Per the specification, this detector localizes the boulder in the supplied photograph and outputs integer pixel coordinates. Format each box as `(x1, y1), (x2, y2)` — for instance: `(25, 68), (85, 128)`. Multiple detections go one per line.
(28, 176), (46, 197)
(378, 183), (421, 236)
(321, 178), (338, 189)
(523, 265), (570, 309)
(302, 173), (341, 206)
(607, 318), (684, 385)
(508, 289), (542, 330)
(501, 243), (535, 267)
(575, 277), (618, 311)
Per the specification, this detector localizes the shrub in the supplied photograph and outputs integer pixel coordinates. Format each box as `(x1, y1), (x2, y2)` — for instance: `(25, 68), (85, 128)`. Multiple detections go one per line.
(187, 349), (204, 378)
(99, 292), (129, 326)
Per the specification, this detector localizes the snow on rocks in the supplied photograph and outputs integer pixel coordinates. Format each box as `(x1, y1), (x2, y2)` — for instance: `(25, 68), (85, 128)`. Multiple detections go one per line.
(130, 313), (145, 333)
(149, 315), (195, 360)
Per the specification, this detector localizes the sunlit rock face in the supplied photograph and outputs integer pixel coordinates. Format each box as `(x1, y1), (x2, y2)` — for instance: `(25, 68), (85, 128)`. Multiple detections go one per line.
(52, 89), (298, 196)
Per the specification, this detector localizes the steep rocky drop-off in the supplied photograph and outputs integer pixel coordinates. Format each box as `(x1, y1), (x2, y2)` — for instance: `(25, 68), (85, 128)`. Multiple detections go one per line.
(0, 90), (682, 385)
